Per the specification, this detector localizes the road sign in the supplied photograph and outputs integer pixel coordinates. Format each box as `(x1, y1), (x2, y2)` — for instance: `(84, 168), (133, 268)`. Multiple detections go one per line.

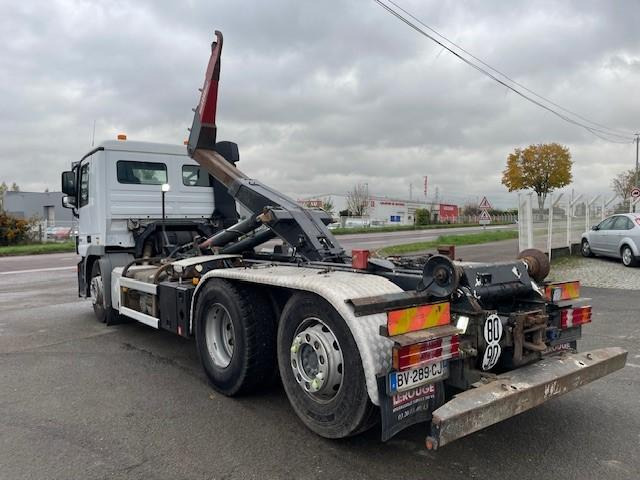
(479, 196), (492, 210)
(479, 210), (492, 225)
(631, 187), (640, 199)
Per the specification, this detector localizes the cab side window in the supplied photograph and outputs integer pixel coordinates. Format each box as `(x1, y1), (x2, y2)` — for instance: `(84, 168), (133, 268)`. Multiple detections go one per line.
(79, 163), (90, 208)
(182, 165), (212, 187)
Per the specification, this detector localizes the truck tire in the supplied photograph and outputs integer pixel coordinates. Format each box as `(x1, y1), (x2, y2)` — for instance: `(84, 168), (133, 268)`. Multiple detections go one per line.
(194, 279), (277, 395)
(90, 261), (118, 325)
(277, 293), (377, 439)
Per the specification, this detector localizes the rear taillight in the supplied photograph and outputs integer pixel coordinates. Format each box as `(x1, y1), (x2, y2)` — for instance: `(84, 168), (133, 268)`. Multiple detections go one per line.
(560, 306), (592, 329)
(392, 335), (460, 370)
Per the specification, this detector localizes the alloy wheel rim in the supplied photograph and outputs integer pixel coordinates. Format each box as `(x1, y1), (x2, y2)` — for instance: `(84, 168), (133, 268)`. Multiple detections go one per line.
(289, 318), (344, 403)
(205, 303), (235, 368)
(90, 275), (103, 307)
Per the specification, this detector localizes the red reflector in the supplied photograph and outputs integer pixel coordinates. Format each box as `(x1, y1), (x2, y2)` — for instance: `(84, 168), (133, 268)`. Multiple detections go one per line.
(351, 249), (370, 269)
(393, 335), (460, 370)
(560, 306), (592, 329)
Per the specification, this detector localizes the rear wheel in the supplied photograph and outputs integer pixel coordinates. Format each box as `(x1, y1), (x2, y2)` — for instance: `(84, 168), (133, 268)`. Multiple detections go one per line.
(277, 293), (377, 438)
(621, 245), (638, 267)
(581, 239), (594, 258)
(194, 279), (277, 395)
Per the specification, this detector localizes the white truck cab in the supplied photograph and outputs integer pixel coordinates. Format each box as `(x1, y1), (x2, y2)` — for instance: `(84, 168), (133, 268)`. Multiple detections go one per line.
(62, 137), (240, 322)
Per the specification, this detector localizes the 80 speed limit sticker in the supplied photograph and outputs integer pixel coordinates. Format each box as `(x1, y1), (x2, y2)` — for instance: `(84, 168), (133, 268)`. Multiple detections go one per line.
(481, 314), (503, 370)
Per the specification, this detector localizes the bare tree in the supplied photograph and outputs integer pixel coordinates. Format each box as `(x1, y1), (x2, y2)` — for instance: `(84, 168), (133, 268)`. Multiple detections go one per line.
(0, 182), (6, 211)
(461, 202), (480, 216)
(321, 196), (334, 217)
(611, 169), (634, 204)
(346, 183), (369, 216)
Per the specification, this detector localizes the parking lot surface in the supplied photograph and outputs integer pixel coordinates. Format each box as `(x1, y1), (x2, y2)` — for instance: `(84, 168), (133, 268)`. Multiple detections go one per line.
(0, 257), (638, 480)
(550, 255), (640, 290)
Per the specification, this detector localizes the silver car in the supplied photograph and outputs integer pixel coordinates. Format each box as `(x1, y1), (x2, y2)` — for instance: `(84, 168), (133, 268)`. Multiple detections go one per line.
(581, 213), (640, 267)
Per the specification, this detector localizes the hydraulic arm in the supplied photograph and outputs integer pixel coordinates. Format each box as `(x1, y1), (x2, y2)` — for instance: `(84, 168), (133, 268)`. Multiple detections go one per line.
(187, 31), (345, 262)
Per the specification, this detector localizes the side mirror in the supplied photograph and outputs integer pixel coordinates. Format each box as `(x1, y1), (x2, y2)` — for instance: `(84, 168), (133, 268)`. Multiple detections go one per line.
(591, 225), (600, 231)
(62, 195), (76, 209)
(61, 171), (76, 196)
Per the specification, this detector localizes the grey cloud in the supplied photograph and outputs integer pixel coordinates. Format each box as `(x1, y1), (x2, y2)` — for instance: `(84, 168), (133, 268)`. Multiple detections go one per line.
(1, 0), (639, 210)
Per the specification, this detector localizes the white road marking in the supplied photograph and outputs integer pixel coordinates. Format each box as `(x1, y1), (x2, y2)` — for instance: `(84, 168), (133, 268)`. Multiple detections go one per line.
(0, 266), (75, 275)
(626, 363), (640, 369)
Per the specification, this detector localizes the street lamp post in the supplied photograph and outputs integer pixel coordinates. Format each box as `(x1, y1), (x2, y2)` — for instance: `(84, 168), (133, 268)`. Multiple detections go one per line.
(161, 183), (170, 249)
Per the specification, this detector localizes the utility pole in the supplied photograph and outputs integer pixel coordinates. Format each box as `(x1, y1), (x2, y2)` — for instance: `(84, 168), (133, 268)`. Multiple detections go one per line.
(635, 133), (639, 189)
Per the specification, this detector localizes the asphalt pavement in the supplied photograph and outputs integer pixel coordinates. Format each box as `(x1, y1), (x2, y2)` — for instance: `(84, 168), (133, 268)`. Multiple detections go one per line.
(0, 242), (638, 480)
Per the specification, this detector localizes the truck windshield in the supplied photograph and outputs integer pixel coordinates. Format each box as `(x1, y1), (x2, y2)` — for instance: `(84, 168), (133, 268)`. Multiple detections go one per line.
(117, 161), (167, 185)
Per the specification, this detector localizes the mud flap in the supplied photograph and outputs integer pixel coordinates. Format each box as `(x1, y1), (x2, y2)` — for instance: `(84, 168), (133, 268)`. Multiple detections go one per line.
(426, 347), (628, 449)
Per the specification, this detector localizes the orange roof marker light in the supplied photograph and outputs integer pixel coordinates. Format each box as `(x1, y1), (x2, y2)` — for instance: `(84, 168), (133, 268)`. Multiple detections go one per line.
(117, 133), (127, 141)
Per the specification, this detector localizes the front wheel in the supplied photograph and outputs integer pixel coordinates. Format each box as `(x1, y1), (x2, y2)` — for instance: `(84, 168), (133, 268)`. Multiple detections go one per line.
(581, 239), (594, 257)
(621, 245), (638, 267)
(277, 293), (377, 439)
(90, 261), (118, 324)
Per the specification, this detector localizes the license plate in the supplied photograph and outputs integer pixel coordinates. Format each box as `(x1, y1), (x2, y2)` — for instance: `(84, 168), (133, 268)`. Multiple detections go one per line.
(388, 361), (448, 394)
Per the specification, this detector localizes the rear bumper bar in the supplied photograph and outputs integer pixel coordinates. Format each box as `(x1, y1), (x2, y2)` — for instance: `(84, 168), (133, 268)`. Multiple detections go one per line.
(426, 347), (628, 449)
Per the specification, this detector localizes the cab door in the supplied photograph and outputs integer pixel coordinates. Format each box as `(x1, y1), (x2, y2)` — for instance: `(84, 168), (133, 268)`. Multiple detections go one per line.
(589, 217), (615, 254)
(76, 156), (100, 257)
(609, 216), (634, 257)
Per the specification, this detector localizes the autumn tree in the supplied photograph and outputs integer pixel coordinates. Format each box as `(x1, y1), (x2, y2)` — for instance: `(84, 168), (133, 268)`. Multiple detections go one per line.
(611, 169), (634, 204)
(501, 143), (572, 210)
(346, 183), (369, 216)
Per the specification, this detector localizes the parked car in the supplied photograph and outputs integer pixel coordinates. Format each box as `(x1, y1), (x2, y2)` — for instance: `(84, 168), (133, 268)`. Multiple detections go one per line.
(581, 213), (640, 267)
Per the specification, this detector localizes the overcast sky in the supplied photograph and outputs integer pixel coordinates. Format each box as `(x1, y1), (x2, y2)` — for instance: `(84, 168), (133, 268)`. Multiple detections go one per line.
(1, 0), (638, 208)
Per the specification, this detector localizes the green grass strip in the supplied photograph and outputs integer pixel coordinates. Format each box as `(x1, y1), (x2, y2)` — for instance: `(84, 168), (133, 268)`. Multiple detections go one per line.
(332, 221), (513, 235)
(0, 241), (76, 256)
(378, 229), (518, 256)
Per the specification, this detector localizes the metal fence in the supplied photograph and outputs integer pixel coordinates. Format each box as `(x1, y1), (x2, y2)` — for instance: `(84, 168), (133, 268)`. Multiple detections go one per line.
(32, 220), (77, 243)
(518, 192), (619, 260)
(337, 213), (517, 229)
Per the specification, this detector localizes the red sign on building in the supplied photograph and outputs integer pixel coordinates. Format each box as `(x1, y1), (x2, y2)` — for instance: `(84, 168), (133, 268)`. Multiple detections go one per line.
(439, 204), (459, 221)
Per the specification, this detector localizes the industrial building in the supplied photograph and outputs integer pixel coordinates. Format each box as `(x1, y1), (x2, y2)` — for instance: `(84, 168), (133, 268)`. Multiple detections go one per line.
(2, 191), (73, 223)
(300, 194), (459, 226)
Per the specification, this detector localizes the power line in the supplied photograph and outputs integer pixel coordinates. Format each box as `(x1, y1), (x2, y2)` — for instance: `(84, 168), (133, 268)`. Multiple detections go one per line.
(385, 0), (635, 139)
(374, 0), (635, 144)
